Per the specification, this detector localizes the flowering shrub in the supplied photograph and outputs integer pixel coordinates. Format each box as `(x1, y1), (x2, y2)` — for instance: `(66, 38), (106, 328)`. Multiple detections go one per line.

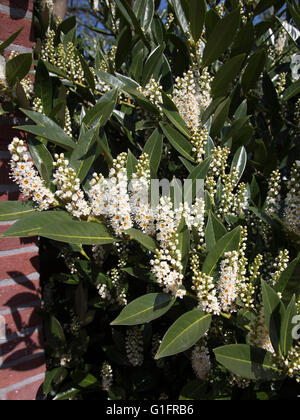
(0, 0), (300, 400)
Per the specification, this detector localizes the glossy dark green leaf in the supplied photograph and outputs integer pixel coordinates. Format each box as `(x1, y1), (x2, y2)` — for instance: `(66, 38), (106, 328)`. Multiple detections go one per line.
(214, 344), (284, 381)
(230, 146), (247, 184)
(127, 149), (138, 181)
(27, 138), (54, 187)
(241, 48), (267, 94)
(231, 21), (255, 56)
(275, 255), (300, 294)
(70, 125), (97, 182)
(143, 129), (163, 176)
(185, 157), (211, 201)
(155, 309), (212, 359)
(19, 109), (75, 150)
(261, 280), (286, 355)
(115, 26), (132, 70)
(111, 293), (175, 326)
(39, 220), (117, 245)
(126, 228), (158, 252)
(202, 9), (240, 67)
(83, 88), (118, 127)
(202, 226), (241, 275)
(78, 53), (96, 91)
(211, 97), (231, 137)
(0, 201), (36, 222)
(189, 0), (206, 43)
(35, 60), (53, 116)
(1, 211), (74, 238)
(0, 28), (23, 54)
(168, 0), (189, 35)
(50, 315), (66, 345)
(141, 0), (155, 32)
(160, 123), (194, 162)
(177, 218), (190, 273)
(5, 53), (32, 87)
(282, 79), (300, 101)
(211, 54), (245, 98)
(280, 295), (297, 357)
(161, 92), (191, 138)
(205, 211), (227, 252)
(142, 44), (165, 87)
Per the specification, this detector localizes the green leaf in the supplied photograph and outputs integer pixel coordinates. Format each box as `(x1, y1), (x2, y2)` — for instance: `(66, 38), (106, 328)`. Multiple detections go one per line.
(70, 125), (97, 182)
(18, 109), (75, 150)
(275, 255), (300, 294)
(202, 226), (241, 275)
(168, 0), (189, 34)
(202, 9), (241, 67)
(127, 149), (138, 181)
(126, 228), (158, 252)
(0, 201), (36, 221)
(155, 309), (212, 359)
(141, 0), (155, 32)
(50, 316), (66, 345)
(115, 0), (150, 47)
(161, 92), (191, 138)
(143, 129), (163, 176)
(39, 220), (117, 246)
(141, 44), (165, 87)
(211, 54), (245, 98)
(43, 368), (67, 395)
(231, 21), (255, 56)
(53, 388), (80, 400)
(0, 28), (23, 54)
(189, 0), (206, 43)
(241, 48), (267, 94)
(78, 53), (96, 91)
(261, 280), (286, 355)
(83, 88), (118, 127)
(230, 146), (247, 184)
(185, 157), (211, 201)
(115, 26), (132, 70)
(111, 293), (175, 326)
(160, 123), (194, 162)
(1, 211), (73, 238)
(35, 60), (53, 116)
(287, 1), (300, 29)
(205, 211), (227, 252)
(214, 344), (284, 381)
(282, 79), (300, 101)
(5, 53), (32, 87)
(27, 138), (54, 188)
(177, 218), (190, 273)
(179, 380), (207, 400)
(280, 295), (297, 357)
(211, 97), (231, 138)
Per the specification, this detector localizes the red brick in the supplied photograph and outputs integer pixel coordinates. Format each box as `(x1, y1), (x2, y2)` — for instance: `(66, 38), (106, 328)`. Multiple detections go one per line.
(0, 13), (34, 48)
(0, 0), (34, 13)
(6, 376), (44, 400)
(0, 251), (39, 279)
(0, 354), (45, 389)
(0, 277), (40, 309)
(3, 306), (41, 335)
(0, 225), (37, 251)
(1, 328), (43, 366)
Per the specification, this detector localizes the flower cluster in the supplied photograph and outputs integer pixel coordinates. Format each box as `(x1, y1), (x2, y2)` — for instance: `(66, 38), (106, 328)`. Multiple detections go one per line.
(265, 169), (281, 215)
(248, 305), (275, 354)
(191, 253), (220, 315)
(130, 153), (155, 235)
(8, 138), (57, 210)
(125, 327), (144, 367)
(217, 251), (239, 313)
(284, 162), (300, 236)
(275, 344), (300, 383)
(137, 78), (163, 114)
(53, 154), (91, 218)
(191, 344), (211, 381)
(269, 249), (289, 286)
(172, 68), (211, 135)
(101, 361), (113, 391)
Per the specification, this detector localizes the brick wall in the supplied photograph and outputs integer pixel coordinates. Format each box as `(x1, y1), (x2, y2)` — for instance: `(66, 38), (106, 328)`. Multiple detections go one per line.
(0, 0), (45, 401)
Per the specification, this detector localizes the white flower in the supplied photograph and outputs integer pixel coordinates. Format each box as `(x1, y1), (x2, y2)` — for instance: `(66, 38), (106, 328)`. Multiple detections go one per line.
(217, 251), (239, 313)
(191, 345), (211, 381)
